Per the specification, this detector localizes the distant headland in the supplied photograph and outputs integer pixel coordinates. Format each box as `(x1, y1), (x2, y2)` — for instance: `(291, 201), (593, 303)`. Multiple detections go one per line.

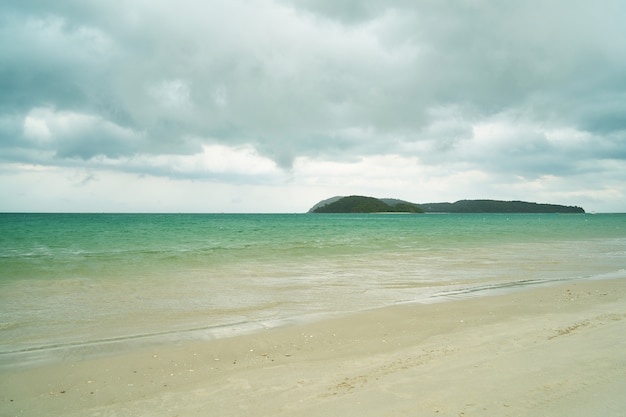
(309, 196), (585, 214)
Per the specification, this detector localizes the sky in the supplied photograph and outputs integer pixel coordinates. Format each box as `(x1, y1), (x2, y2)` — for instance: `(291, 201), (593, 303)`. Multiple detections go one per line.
(1, 0), (625, 213)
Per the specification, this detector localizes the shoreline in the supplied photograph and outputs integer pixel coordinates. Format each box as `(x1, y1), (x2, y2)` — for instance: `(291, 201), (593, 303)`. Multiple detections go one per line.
(3, 272), (620, 372)
(2, 277), (625, 416)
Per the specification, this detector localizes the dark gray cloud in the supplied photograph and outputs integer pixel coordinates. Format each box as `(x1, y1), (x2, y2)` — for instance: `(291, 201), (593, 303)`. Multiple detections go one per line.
(0, 0), (625, 211)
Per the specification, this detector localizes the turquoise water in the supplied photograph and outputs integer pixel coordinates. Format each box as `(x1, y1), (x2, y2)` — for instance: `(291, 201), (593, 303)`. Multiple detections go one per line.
(1, 213), (625, 366)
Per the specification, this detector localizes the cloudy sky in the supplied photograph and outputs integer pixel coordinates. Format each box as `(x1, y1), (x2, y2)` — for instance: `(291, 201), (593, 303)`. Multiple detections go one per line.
(1, 0), (625, 212)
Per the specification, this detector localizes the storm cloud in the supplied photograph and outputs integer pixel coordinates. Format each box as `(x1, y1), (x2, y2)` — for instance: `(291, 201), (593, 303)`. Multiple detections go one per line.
(1, 0), (625, 212)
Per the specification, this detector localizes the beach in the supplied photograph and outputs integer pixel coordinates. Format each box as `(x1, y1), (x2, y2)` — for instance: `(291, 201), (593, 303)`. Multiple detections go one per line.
(2, 277), (624, 417)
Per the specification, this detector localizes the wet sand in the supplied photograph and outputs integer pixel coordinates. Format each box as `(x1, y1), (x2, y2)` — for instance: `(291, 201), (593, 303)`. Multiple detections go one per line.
(2, 278), (625, 416)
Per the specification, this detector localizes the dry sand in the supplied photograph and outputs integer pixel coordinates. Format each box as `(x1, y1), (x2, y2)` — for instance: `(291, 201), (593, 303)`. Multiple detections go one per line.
(2, 278), (625, 417)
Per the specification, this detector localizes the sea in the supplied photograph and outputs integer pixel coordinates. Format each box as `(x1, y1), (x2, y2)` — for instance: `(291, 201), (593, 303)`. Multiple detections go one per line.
(1, 212), (625, 369)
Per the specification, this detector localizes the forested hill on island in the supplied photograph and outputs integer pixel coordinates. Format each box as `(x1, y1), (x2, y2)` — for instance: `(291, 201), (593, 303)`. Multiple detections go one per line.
(309, 196), (585, 214)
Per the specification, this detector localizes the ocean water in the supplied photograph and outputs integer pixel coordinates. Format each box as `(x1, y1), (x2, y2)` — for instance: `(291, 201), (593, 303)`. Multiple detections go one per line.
(1, 212), (625, 367)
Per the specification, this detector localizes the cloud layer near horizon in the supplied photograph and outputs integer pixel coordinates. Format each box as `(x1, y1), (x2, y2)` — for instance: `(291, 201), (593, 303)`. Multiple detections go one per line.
(1, 0), (625, 212)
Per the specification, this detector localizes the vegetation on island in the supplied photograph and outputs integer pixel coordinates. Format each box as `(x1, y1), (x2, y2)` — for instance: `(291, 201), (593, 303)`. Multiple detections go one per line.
(420, 199), (585, 214)
(309, 196), (585, 214)
(311, 196), (423, 213)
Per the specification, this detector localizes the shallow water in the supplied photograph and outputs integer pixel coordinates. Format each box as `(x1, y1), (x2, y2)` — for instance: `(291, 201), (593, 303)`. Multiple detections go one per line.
(1, 212), (625, 367)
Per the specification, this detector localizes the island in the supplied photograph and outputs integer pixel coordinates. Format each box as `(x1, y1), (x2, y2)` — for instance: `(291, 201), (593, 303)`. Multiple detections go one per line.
(310, 196), (423, 213)
(309, 196), (585, 214)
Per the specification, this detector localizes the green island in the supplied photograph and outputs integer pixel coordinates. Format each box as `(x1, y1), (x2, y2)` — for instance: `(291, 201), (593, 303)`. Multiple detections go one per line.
(309, 196), (585, 214)
(311, 196), (423, 213)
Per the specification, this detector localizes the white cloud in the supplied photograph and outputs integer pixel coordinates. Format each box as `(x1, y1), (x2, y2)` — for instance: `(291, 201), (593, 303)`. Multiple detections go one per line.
(23, 114), (52, 142)
(1, 0), (626, 212)
(147, 79), (192, 109)
(20, 107), (143, 158)
(129, 144), (281, 178)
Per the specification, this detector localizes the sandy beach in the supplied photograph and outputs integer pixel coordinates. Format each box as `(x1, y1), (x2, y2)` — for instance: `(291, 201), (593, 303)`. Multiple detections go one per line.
(2, 277), (625, 417)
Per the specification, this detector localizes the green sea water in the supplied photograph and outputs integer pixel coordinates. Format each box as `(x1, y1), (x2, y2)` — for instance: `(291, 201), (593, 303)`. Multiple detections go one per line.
(1, 213), (625, 367)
